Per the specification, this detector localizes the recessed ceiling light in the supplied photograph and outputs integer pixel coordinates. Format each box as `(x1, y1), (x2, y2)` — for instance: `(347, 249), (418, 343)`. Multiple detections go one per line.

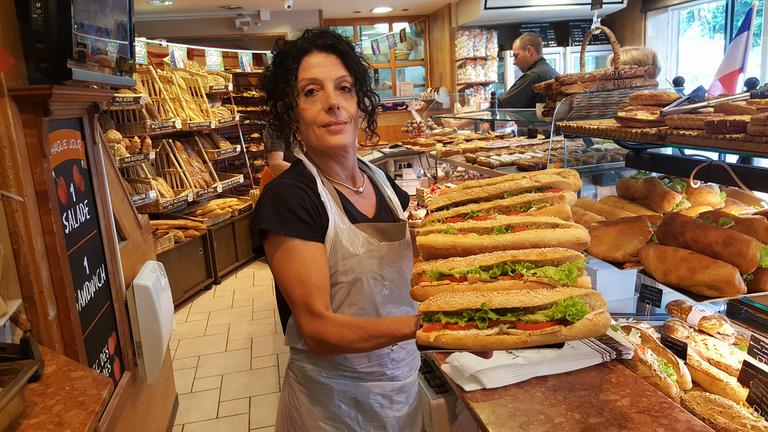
(218, 4), (243, 10)
(371, 6), (393, 13)
(147, 0), (173, 5)
(353, 10), (362, 13)
(401, 8), (409, 11)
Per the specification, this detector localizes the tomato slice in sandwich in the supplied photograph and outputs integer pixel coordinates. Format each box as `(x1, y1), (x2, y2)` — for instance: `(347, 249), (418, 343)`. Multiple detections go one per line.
(444, 323), (478, 331)
(470, 215), (492, 221)
(505, 210), (523, 216)
(443, 275), (467, 283)
(513, 321), (559, 331)
(444, 217), (464, 224)
(422, 323), (444, 332)
(547, 189), (563, 193)
(511, 226), (528, 233)
(416, 276), (431, 284)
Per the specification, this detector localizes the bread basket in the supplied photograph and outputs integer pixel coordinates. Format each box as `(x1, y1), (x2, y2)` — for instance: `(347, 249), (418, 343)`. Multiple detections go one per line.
(542, 25), (658, 122)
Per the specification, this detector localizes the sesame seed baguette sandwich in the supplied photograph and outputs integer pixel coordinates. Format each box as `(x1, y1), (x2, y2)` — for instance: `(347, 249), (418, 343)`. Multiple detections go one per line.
(420, 191), (576, 227)
(681, 391), (768, 432)
(427, 173), (579, 212)
(447, 168), (583, 193)
(416, 288), (611, 350)
(416, 215), (591, 260)
(410, 248), (590, 301)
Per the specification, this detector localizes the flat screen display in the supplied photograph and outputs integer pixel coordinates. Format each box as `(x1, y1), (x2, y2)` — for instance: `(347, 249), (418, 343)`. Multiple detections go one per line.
(71, 0), (131, 70)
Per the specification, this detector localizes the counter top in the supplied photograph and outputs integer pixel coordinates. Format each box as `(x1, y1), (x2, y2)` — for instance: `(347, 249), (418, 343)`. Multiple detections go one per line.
(15, 346), (113, 432)
(431, 354), (713, 432)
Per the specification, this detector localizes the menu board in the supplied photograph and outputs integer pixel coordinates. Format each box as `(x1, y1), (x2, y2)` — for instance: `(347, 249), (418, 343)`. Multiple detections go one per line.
(48, 119), (123, 386)
(568, 21), (609, 46)
(518, 23), (558, 48)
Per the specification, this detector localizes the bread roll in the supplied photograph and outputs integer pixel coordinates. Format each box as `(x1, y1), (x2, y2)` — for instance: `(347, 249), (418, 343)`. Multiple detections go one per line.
(686, 183), (724, 208)
(573, 198), (634, 220)
(721, 186), (767, 209)
(665, 299), (736, 343)
(722, 198), (756, 215)
(656, 212), (761, 274)
(639, 244), (747, 297)
(616, 177), (688, 213)
(748, 267), (768, 292)
(586, 216), (653, 263)
(680, 206), (714, 217)
(571, 207), (605, 228)
(698, 210), (768, 244)
(598, 195), (660, 216)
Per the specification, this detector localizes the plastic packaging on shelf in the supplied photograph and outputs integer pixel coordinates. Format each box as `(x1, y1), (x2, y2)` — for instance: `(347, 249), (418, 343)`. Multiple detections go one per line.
(485, 30), (498, 58)
(471, 28), (486, 57)
(455, 30), (473, 59)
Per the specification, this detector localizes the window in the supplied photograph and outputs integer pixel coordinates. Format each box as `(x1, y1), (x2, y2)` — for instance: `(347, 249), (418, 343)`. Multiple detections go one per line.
(328, 18), (429, 98)
(647, 0), (765, 91)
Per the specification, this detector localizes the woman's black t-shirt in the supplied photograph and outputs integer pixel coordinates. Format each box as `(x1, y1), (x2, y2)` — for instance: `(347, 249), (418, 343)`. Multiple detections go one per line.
(251, 159), (410, 329)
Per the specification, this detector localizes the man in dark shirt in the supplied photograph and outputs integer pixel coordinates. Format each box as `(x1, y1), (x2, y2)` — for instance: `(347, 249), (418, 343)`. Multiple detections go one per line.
(498, 33), (559, 108)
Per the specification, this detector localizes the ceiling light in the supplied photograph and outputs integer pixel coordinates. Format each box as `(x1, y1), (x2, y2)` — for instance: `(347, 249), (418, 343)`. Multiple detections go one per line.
(353, 10), (362, 13)
(218, 4), (243, 10)
(371, 6), (393, 13)
(401, 8), (410, 11)
(146, 0), (174, 5)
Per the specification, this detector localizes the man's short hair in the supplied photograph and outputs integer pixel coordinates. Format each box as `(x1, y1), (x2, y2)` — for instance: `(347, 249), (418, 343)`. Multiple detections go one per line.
(514, 33), (543, 56)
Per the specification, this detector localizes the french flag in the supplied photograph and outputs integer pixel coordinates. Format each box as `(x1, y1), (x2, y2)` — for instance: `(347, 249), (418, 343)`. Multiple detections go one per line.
(708, 2), (758, 96)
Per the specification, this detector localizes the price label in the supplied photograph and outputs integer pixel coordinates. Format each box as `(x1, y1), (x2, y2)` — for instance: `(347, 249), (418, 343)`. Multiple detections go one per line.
(660, 334), (688, 361)
(749, 335), (768, 365)
(747, 378), (768, 418)
(187, 193), (194, 202)
(638, 283), (663, 308)
(216, 184), (223, 193)
(739, 358), (768, 388)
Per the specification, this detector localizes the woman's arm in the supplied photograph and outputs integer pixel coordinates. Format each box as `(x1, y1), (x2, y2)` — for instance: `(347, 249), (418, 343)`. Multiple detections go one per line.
(264, 232), (420, 355)
(267, 151), (291, 175)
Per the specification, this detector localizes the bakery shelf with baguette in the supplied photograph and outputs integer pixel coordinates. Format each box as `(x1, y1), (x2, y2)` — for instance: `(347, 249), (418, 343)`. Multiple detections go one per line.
(125, 140), (195, 213)
(101, 91), (149, 111)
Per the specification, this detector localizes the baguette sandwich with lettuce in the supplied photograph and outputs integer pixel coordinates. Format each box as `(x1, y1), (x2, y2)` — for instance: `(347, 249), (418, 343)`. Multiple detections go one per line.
(420, 191), (576, 227)
(416, 215), (590, 259)
(416, 288), (610, 350)
(427, 172), (581, 212)
(410, 248), (590, 301)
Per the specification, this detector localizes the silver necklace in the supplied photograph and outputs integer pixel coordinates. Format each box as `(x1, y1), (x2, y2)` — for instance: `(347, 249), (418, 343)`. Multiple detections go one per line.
(316, 166), (367, 194)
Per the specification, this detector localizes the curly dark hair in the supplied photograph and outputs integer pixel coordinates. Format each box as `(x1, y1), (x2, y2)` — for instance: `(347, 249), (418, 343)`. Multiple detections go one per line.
(263, 28), (380, 147)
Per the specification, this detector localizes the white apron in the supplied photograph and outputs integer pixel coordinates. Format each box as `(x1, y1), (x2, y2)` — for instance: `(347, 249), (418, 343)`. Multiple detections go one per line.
(275, 152), (423, 432)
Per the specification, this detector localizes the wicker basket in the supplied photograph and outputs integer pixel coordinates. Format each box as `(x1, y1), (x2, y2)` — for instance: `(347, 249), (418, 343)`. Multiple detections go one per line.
(108, 108), (152, 137)
(123, 163), (193, 213)
(552, 25), (658, 121)
(167, 67), (215, 124)
(167, 138), (220, 196)
(154, 233), (175, 254)
(134, 66), (179, 121)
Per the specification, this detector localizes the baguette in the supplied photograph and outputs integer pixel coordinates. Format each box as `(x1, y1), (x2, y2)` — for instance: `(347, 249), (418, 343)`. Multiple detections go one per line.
(656, 212), (762, 274)
(410, 248), (590, 301)
(571, 207), (605, 228)
(447, 168), (582, 193)
(639, 243), (747, 297)
(598, 195), (660, 216)
(573, 198), (635, 220)
(150, 219), (207, 230)
(421, 192), (575, 226)
(586, 216), (653, 263)
(416, 288), (610, 350)
(416, 216), (591, 259)
(426, 175), (576, 211)
(681, 391), (768, 432)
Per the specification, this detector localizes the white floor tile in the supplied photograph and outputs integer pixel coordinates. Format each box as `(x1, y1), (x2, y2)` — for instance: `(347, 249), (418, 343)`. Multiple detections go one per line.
(227, 338), (252, 352)
(186, 312), (210, 323)
(206, 324), (230, 336)
(193, 375), (222, 392)
(174, 368), (195, 394)
(183, 414), (249, 432)
(233, 298), (254, 308)
(174, 389), (220, 425)
(173, 357), (198, 371)
(228, 318), (274, 340)
(251, 334), (289, 357)
(197, 349), (251, 378)
(176, 334), (228, 359)
(190, 297), (235, 314)
(249, 392), (280, 429)
(251, 354), (278, 370)
(172, 425), (183, 432)
(172, 320), (208, 341)
(233, 286), (274, 302)
(253, 296), (278, 313)
(253, 309), (273, 321)
(209, 306), (254, 326)
(219, 398), (250, 417)
(220, 367), (279, 401)
(251, 427), (275, 432)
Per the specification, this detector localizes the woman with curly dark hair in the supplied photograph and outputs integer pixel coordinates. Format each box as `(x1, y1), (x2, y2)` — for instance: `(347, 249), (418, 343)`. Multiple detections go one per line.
(252, 28), (423, 431)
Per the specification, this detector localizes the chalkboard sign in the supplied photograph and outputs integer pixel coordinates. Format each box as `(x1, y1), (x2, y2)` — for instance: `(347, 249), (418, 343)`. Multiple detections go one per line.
(48, 119), (123, 386)
(518, 23), (558, 48)
(638, 283), (663, 308)
(568, 21), (609, 47)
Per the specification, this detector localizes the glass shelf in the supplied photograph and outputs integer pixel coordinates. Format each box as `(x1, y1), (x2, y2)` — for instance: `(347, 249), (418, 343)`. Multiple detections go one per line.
(432, 108), (552, 131)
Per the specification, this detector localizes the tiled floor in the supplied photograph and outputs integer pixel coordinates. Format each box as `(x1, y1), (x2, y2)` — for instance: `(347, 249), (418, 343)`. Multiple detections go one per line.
(170, 260), (285, 432)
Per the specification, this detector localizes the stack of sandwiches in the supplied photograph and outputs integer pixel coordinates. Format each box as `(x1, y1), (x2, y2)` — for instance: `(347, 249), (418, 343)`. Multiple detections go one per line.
(412, 169), (611, 350)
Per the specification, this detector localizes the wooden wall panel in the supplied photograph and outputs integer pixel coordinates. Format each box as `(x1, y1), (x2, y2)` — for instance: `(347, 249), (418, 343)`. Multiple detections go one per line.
(427, 5), (456, 92)
(603, 0), (646, 47)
